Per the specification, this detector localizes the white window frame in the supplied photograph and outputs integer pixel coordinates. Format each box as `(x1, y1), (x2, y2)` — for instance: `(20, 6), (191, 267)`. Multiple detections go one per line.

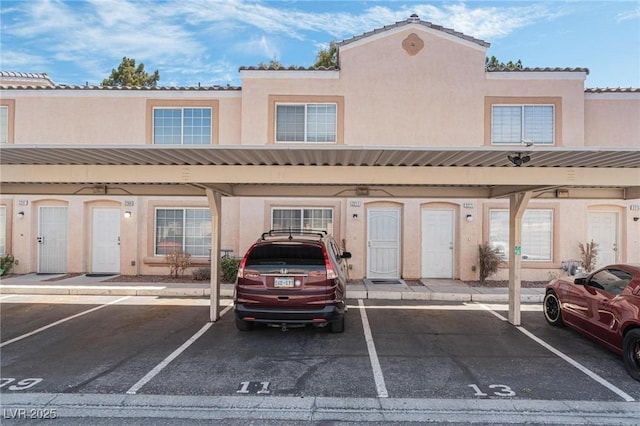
(275, 103), (337, 143)
(152, 107), (212, 145)
(0, 206), (6, 255)
(491, 104), (555, 145)
(0, 106), (8, 144)
(489, 209), (553, 261)
(154, 207), (211, 257)
(271, 207), (334, 233)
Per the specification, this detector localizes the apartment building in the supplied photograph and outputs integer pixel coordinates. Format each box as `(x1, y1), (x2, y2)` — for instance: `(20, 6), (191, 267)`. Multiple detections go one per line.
(1, 17), (639, 282)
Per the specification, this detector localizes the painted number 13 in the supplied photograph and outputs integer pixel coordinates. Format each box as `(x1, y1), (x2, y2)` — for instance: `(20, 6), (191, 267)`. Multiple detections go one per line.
(468, 384), (516, 397)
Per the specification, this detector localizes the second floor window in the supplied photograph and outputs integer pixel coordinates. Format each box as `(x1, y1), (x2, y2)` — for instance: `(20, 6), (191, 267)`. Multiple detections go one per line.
(492, 105), (554, 145)
(153, 107), (212, 145)
(276, 103), (337, 143)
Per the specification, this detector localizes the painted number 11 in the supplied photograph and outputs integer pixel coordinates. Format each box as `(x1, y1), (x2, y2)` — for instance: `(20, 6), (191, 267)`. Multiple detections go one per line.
(468, 384), (516, 397)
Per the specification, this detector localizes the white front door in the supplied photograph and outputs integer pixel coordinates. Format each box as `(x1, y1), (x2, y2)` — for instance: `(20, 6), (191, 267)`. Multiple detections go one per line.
(366, 208), (401, 279)
(38, 206), (68, 273)
(588, 212), (619, 268)
(422, 209), (454, 278)
(92, 208), (121, 273)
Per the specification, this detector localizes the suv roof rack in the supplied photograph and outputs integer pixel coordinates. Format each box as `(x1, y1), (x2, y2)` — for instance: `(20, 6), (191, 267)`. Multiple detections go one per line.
(259, 229), (328, 241)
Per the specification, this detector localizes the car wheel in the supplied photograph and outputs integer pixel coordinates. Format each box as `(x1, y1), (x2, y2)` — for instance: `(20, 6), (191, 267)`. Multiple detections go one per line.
(235, 316), (254, 331)
(622, 329), (640, 381)
(543, 291), (564, 326)
(329, 316), (345, 333)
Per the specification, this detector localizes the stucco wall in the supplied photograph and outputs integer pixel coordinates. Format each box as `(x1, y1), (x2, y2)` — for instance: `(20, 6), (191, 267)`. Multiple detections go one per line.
(584, 96), (640, 147)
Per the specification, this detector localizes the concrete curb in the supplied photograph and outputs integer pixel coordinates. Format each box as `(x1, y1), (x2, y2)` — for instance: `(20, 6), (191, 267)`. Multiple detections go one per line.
(0, 285), (545, 303)
(0, 275), (546, 303)
(2, 393), (638, 424)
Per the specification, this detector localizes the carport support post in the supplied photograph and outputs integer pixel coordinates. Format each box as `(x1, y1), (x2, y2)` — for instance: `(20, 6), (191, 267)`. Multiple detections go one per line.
(206, 189), (222, 322)
(508, 191), (531, 326)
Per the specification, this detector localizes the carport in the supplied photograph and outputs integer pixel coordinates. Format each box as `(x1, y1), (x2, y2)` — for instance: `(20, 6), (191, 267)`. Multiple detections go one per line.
(2, 144), (639, 325)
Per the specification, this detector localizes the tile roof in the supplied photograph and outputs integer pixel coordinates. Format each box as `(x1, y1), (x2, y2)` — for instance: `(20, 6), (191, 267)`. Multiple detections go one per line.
(0, 71), (55, 86)
(486, 66), (589, 74)
(584, 87), (640, 93)
(339, 15), (491, 49)
(0, 82), (240, 91)
(239, 65), (336, 71)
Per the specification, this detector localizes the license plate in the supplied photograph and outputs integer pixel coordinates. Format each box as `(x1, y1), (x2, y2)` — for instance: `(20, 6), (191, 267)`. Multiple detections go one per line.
(274, 277), (294, 288)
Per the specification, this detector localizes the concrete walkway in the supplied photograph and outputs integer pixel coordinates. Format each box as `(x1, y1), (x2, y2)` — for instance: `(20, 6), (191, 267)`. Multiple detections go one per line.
(0, 274), (546, 303)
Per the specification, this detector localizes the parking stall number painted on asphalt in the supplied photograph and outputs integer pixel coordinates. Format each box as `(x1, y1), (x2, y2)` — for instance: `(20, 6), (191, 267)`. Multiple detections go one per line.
(0, 378), (43, 391)
(236, 381), (271, 395)
(468, 384), (516, 397)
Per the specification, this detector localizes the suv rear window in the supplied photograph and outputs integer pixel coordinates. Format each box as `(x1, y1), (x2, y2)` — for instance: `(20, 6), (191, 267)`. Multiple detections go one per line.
(245, 243), (325, 266)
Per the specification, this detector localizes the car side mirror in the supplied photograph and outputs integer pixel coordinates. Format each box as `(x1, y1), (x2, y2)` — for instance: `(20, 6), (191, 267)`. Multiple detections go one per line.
(341, 252), (352, 259)
(574, 277), (587, 285)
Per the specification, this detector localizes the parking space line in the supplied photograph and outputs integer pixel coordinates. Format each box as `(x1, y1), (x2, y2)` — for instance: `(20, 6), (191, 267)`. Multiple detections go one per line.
(126, 304), (233, 395)
(476, 302), (635, 402)
(0, 296), (131, 348)
(358, 299), (388, 398)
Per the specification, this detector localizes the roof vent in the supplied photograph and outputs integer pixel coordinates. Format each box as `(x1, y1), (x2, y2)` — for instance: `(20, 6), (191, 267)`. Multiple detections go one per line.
(409, 14), (420, 23)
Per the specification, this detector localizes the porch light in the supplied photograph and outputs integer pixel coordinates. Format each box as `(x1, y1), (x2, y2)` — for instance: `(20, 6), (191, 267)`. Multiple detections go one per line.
(124, 211), (132, 218)
(17, 211), (25, 218)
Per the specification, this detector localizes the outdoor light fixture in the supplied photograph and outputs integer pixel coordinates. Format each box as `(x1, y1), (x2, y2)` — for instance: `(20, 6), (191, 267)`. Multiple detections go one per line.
(466, 214), (473, 222)
(124, 211), (132, 218)
(507, 153), (531, 167)
(634, 217), (639, 222)
(17, 211), (25, 218)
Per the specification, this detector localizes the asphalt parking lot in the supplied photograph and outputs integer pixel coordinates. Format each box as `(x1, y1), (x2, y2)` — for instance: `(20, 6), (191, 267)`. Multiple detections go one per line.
(1, 294), (639, 424)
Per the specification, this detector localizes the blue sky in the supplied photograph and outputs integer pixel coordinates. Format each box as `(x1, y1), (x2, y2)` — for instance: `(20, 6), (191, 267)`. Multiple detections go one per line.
(1, 0), (638, 88)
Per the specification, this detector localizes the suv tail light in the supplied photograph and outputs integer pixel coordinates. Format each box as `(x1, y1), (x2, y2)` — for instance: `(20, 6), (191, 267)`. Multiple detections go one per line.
(323, 248), (337, 280)
(237, 255), (247, 279)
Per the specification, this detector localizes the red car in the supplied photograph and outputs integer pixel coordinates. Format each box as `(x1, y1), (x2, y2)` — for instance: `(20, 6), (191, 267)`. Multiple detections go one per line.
(543, 264), (640, 381)
(234, 229), (351, 333)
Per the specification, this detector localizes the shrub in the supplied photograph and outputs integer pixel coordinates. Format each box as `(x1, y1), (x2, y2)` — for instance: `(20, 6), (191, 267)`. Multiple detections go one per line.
(191, 258), (241, 283)
(192, 267), (211, 281)
(222, 257), (241, 283)
(0, 254), (15, 276)
(578, 240), (598, 273)
(166, 249), (191, 278)
(478, 242), (502, 283)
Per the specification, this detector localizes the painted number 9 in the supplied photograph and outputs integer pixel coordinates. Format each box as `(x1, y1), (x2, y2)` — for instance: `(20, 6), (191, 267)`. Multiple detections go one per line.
(0, 378), (44, 391)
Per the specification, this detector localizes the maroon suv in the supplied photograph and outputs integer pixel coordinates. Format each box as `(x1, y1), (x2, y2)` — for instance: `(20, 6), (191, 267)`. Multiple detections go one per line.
(234, 230), (351, 333)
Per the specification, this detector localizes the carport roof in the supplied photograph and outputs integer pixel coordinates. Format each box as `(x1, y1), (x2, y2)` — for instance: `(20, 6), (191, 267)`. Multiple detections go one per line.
(2, 144), (639, 167)
(1, 145), (638, 199)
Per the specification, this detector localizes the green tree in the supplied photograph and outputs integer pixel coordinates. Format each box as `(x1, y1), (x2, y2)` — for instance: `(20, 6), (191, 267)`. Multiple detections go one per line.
(102, 57), (160, 87)
(314, 41), (338, 68)
(485, 55), (522, 70)
(257, 58), (283, 69)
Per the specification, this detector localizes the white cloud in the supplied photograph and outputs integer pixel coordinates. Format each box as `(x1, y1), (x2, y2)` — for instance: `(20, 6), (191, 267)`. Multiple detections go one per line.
(0, 0), (584, 85)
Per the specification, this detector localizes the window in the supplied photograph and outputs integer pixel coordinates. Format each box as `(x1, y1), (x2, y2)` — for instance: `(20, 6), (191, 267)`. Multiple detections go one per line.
(0, 106), (8, 144)
(271, 208), (333, 232)
(155, 208), (211, 256)
(153, 107), (212, 144)
(489, 209), (553, 261)
(492, 105), (554, 145)
(276, 103), (336, 142)
(0, 206), (5, 254)
(589, 268), (632, 295)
